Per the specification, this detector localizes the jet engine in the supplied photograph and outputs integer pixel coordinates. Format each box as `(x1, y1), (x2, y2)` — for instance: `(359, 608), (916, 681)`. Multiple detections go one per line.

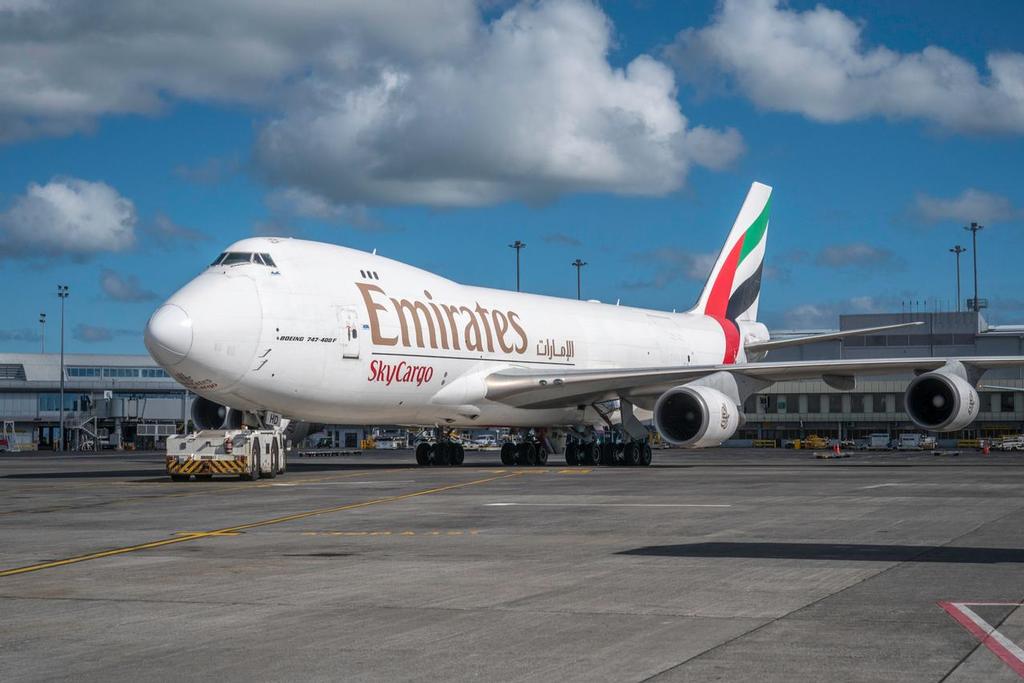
(191, 397), (243, 430)
(653, 384), (740, 448)
(904, 368), (979, 431)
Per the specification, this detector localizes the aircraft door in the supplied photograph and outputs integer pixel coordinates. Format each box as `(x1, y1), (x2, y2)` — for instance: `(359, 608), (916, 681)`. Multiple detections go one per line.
(338, 306), (360, 359)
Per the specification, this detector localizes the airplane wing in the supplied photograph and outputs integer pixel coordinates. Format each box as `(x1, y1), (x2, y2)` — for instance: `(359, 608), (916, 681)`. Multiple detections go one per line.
(744, 322), (924, 353)
(484, 356), (1024, 409)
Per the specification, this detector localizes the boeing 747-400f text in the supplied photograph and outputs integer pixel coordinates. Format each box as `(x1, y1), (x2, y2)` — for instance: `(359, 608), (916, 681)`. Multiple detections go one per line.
(144, 182), (1024, 467)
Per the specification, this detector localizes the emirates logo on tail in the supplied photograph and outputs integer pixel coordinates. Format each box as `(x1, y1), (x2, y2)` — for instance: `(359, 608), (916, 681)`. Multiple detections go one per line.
(695, 182), (772, 365)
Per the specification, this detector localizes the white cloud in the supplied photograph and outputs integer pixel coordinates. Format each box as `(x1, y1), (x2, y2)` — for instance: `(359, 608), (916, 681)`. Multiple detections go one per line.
(815, 243), (897, 269)
(73, 324), (138, 343)
(780, 296), (886, 329)
(667, 0), (1024, 134)
(0, 1), (480, 142)
(0, 1), (741, 207)
(0, 328), (40, 342)
(147, 213), (208, 246)
(256, 0), (742, 207)
(543, 233), (583, 247)
(913, 189), (1022, 224)
(623, 247), (717, 289)
(99, 269), (157, 302)
(0, 177), (136, 258)
(265, 188), (385, 231)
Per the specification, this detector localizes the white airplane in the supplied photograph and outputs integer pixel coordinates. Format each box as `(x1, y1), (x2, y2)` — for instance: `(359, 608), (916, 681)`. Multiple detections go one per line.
(144, 182), (1024, 467)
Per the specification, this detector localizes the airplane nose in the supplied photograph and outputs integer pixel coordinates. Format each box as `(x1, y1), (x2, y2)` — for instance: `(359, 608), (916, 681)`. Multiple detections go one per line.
(145, 304), (194, 366)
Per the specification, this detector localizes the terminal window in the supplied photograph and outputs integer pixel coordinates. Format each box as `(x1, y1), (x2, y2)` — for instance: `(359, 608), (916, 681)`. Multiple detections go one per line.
(1000, 393), (1016, 413)
(102, 368), (140, 378)
(38, 394), (80, 411)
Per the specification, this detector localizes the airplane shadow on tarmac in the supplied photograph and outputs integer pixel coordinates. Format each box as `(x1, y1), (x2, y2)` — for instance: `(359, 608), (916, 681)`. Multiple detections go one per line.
(619, 542), (1024, 564)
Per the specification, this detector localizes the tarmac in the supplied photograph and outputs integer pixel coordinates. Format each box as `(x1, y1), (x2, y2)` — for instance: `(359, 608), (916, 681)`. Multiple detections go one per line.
(1, 447), (1023, 681)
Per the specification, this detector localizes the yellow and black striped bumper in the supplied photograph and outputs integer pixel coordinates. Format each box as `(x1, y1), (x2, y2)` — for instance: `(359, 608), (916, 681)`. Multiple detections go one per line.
(166, 457), (247, 475)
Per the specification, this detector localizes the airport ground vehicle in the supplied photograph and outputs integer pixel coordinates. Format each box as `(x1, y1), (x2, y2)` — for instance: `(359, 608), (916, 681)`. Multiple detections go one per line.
(165, 428), (286, 481)
(783, 435), (828, 449)
(866, 433), (894, 450)
(897, 433), (923, 450)
(997, 436), (1024, 451)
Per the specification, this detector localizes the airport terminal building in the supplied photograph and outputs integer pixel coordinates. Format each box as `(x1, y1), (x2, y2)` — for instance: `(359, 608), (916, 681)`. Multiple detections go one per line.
(0, 353), (189, 450)
(1, 311), (1022, 450)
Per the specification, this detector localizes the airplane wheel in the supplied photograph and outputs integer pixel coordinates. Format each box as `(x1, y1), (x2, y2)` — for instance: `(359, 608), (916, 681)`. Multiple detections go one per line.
(623, 441), (641, 467)
(500, 442), (515, 466)
(598, 442), (614, 466)
(581, 442), (598, 466)
(451, 443), (465, 466)
(434, 442), (451, 466)
(641, 442), (653, 467)
(244, 440), (261, 480)
(415, 442), (431, 466)
(265, 442), (278, 478)
(565, 442), (579, 466)
(517, 442), (537, 466)
(537, 447), (548, 465)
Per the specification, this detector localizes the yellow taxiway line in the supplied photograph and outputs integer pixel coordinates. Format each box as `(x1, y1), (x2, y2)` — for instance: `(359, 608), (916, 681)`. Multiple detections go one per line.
(0, 471), (524, 578)
(0, 468), (409, 517)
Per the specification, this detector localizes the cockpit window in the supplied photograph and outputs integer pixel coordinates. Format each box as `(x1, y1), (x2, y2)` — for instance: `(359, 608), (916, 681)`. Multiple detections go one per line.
(220, 252), (253, 266)
(209, 251), (278, 268)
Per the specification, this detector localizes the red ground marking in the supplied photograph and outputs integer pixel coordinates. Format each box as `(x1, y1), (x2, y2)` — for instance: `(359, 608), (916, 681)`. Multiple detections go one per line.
(938, 601), (1024, 678)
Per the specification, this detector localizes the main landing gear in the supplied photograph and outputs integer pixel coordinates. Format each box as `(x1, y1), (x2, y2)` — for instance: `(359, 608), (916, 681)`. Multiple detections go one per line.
(415, 431), (465, 467)
(499, 440), (549, 467)
(564, 438), (652, 467)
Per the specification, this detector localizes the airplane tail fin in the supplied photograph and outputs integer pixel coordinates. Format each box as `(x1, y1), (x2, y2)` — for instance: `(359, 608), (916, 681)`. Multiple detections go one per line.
(692, 181), (772, 323)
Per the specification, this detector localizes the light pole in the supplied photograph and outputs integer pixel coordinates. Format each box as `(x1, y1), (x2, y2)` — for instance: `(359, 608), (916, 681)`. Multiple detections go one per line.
(39, 313), (46, 353)
(508, 240), (526, 292)
(963, 222), (983, 311)
(57, 285), (69, 450)
(571, 258), (587, 300)
(949, 245), (966, 312)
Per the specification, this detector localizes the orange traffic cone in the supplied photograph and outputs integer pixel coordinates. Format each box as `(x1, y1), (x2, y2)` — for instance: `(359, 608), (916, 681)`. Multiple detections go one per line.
(834, 442), (841, 456)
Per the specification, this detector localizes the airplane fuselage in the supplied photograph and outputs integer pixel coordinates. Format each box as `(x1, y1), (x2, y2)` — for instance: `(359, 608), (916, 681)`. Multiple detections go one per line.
(145, 237), (766, 428)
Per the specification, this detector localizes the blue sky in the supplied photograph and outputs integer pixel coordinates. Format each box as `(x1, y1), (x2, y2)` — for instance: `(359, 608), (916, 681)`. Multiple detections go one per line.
(1, 0), (1023, 355)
